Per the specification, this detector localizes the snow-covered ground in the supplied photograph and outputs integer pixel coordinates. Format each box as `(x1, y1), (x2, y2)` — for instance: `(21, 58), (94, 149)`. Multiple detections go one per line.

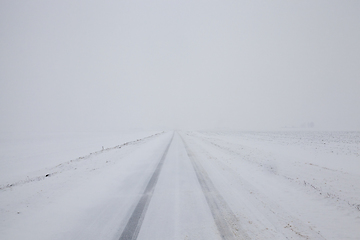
(0, 131), (160, 184)
(1, 131), (359, 239)
(0, 130), (167, 240)
(183, 131), (360, 239)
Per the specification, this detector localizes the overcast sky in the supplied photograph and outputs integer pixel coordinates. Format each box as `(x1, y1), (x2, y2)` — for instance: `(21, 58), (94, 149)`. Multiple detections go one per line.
(1, 0), (359, 132)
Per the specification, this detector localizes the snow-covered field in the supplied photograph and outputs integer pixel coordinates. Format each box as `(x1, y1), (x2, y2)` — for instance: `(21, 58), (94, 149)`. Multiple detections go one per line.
(0, 131), (160, 184)
(1, 131), (359, 239)
(183, 131), (360, 239)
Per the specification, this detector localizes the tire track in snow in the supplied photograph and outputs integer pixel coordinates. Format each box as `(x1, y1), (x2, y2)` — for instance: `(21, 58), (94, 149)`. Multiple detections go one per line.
(180, 134), (250, 240)
(119, 133), (174, 240)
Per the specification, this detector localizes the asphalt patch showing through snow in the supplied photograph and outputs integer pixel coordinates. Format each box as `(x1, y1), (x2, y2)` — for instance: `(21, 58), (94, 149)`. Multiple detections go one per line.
(179, 134), (250, 240)
(119, 133), (174, 240)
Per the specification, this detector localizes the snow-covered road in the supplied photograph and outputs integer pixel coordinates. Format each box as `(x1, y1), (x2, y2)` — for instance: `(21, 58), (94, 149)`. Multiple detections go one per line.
(1, 131), (359, 239)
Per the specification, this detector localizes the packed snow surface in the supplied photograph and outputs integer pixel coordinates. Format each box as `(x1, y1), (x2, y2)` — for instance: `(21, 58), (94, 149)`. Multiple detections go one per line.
(1, 131), (359, 239)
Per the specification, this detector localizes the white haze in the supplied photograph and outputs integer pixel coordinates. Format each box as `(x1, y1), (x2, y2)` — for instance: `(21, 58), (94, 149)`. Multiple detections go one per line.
(1, 0), (359, 132)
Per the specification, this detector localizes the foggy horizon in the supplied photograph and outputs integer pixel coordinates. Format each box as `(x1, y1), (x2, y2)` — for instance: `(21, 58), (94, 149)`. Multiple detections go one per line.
(1, 1), (360, 132)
